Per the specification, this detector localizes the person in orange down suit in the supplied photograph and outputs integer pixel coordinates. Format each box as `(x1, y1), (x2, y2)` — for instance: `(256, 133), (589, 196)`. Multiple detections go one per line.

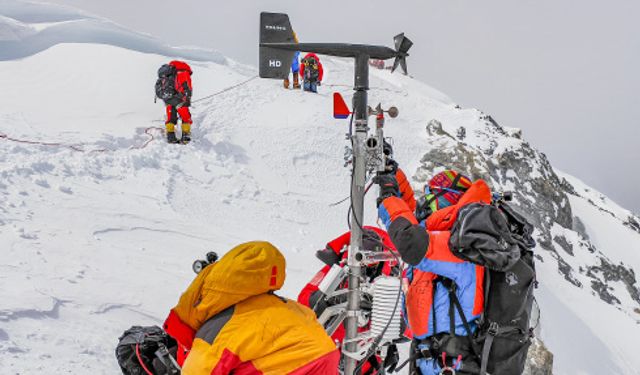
(162, 241), (340, 374)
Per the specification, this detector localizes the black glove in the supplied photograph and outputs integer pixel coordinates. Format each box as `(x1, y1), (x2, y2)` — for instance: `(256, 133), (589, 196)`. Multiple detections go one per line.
(383, 140), (393, 157)
(315, 246), (341, 266)
(316, 81), (322, 86)
(373, 174), (399, 206)
(384, 344), (400, 372)
(383, 158), (399, 175)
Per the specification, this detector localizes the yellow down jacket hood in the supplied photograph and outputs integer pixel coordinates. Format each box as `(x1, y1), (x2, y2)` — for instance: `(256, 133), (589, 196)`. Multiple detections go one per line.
(163, 241), (339, 375)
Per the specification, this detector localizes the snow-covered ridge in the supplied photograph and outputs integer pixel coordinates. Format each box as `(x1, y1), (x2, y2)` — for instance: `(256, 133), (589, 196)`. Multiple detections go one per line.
(560, 171), (640, 232)
(0, 0), (225, 62)
(0, 0), (87, 23)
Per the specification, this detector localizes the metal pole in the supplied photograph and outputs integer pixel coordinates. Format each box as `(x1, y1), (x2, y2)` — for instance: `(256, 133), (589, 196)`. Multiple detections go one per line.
(344, 54), (369, 375)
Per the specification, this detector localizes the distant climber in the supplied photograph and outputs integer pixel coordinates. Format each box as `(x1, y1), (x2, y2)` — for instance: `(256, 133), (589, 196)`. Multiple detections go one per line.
(299, 53), (323, 93)
(163, 241), (340, 374)
(284, 33), (301, 89)
(155, 60), (193, 144)
(369, 59), (385, 70)
(284, 51), (301, 89)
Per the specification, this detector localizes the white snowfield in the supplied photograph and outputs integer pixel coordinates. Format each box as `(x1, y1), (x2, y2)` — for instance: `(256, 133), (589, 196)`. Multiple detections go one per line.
(1, 3), (640, 375)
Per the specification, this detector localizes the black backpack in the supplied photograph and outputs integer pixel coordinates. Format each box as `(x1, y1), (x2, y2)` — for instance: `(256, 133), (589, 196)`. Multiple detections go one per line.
(446, 201), (537, 375)
(155, 64), (177, 103)
(303, 57), (319, 81)
(115, 325), (180, 375)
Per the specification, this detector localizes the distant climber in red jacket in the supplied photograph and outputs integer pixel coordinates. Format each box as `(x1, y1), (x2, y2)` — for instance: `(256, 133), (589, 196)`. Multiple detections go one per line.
(155, 60), (193, 144)
(299, 53), (323, 93)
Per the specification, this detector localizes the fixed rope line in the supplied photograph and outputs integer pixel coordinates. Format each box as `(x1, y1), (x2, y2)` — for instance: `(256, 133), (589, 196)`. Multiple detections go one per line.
(0, 75), (258, 152)
(191, 75), (259, 104)
(0, 126), (165, 153)
(323, 83), (404, 94)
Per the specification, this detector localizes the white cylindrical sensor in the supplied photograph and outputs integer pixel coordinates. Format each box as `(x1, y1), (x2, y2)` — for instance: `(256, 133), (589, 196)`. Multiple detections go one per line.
(370, 275), (402, 343)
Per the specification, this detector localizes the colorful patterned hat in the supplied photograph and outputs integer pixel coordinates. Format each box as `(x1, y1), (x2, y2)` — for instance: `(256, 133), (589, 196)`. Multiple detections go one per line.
(424, 170), (472, 211)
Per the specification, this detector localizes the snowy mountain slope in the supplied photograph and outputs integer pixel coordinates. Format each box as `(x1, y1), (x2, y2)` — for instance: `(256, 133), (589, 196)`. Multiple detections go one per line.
(2, 2), (640, 374)
(410, 116), (640, 315)
(408, 112), (640, 374)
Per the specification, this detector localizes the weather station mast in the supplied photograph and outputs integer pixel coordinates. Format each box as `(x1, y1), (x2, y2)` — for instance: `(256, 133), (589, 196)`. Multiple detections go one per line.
(258, 12), (412, 374)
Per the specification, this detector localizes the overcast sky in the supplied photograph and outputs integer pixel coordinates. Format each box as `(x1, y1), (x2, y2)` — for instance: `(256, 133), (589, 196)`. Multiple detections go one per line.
(45, 0), (640, 214)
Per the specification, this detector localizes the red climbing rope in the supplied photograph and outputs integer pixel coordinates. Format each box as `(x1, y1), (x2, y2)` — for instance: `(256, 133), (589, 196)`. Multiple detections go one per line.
(130, 126), (165, 151)
(0, 75), (257, 152)
(0, 126), (165, 153)
(135, 343), (154, 375)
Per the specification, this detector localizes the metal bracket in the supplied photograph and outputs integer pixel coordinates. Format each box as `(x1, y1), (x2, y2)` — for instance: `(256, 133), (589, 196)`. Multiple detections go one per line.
(317, 304), (348, 337)
(341, 332), (377, 361)
(346, 309), (359, 318)
(354, 119), (369, 129)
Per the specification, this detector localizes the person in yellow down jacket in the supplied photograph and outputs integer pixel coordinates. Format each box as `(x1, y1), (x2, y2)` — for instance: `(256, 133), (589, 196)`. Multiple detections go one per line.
(163, 241), (340, 374)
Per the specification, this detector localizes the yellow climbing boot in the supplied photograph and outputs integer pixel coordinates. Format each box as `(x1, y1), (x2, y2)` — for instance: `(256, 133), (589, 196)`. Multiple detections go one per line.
(165, 123), (178, 143)
(181, 123), (192, 144)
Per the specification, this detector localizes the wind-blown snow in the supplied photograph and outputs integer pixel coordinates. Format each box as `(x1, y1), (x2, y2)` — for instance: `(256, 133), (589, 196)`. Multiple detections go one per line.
(2, 2), (640, 374)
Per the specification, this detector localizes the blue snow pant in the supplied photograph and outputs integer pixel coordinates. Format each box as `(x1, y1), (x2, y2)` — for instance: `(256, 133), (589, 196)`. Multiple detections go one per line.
(303, 80), (317, 93)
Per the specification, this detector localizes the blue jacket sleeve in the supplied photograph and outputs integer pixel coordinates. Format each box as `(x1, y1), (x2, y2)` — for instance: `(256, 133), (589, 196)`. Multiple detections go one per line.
(291, 51), (300, 73)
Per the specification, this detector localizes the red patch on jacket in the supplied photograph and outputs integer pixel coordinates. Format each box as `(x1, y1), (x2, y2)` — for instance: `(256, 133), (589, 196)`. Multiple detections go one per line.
(163, 309), (196, 365)
(270, 266), (278, 287)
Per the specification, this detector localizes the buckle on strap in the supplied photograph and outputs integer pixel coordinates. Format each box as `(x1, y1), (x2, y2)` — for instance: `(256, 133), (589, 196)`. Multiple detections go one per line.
(420, 348), (433, 360)
(413, 338), (435, 361)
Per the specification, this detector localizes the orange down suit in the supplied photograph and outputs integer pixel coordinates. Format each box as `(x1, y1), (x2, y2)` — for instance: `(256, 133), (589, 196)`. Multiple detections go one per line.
(163, 241), (339, 374)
